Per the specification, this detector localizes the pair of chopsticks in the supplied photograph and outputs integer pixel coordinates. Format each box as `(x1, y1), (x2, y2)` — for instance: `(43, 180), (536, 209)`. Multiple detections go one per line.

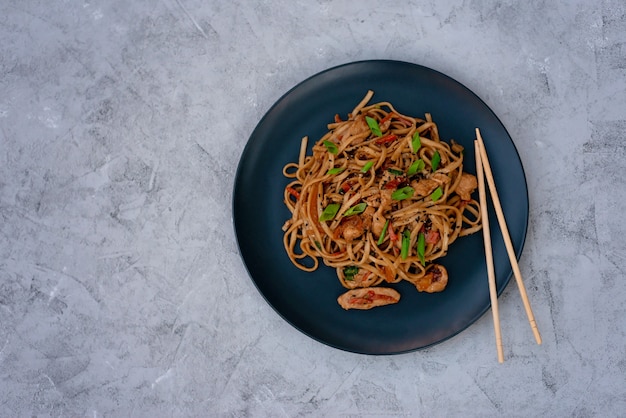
(474, 128), (541, 363)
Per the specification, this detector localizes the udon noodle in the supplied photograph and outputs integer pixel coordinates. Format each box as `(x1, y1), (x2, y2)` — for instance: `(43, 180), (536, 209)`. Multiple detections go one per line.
(281, 91), (482, 310)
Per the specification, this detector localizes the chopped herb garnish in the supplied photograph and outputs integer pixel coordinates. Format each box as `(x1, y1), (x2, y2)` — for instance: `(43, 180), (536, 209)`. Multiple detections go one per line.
(431, 186), (443, 201)
(417, 232), (426, 266)
(365, 116), (382, 137)
(377, 219), (389, 245)
(360, 161), (374, 173)
(344, 266), (359, 275)
(431, 150), (441, 171)
(387, 168), (404, 176)
(391, 186), (414, 201)
(407, 159), (425, 176)
(343, 265), (359, 281)
(326, 167), (344, 175)
(319, 203), (340, 221)
(343, 202), (367, 217)
(412, 131), (421, 153)
(401, 229), (411, 260)
(314, 240), (322, 250)
(323, 140), (338, 155)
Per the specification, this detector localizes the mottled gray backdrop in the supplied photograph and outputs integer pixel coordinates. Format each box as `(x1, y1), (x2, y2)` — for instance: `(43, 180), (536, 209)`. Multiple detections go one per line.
(1, 0), (625, 416)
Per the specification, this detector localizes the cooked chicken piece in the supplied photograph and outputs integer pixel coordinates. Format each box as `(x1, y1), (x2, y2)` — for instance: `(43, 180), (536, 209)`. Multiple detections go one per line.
(349, 115), (370, 137)
(411, 178), (439, 197)
(380, 189), (393, 209)
(334, 205), (372, 242)
(456, 173), (478, 201)
(413, 265), (448, 293)
(361, 205), (375, 231)
(337, 287), (401, 310)
(372, 208), (387, 237)
(337, 215), (364, 242)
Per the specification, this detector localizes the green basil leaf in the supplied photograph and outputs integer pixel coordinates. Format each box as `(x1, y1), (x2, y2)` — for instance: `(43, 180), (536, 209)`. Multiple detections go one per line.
(326, 167), (344, 175)
(431, 186), (443, 201)
(319, 203), (340, 221)
(417, 232), (426, 266)
(323, 140), (338, 155)
(407, 159), (425, 176)
(412, 131), (421, 153)
(360, 161), (374, 173)
(391, 186), (414, 201)
(365, 116), (382, 137)
(377, 219), (389, 245)
(431, 150), (441, 171)
(343, 202), (367, 217)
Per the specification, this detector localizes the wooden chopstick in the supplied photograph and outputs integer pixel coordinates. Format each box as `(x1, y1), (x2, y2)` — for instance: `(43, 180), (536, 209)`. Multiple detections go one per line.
(475, 128), (542, 346)
(475, 140), (505, 363)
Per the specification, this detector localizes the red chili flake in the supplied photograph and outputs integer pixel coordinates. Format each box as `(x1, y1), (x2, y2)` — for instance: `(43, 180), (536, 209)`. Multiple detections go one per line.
(375, 134), (398, 145)
(383, 177), (407, 190)
(286, 186), (300, 200)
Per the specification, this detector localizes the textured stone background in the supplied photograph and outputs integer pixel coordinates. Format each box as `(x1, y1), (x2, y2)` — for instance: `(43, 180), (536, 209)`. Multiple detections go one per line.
(1, 0), (625, 416)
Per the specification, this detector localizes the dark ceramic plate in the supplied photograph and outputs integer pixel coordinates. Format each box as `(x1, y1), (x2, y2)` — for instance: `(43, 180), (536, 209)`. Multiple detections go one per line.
(233, 60), (528, 354)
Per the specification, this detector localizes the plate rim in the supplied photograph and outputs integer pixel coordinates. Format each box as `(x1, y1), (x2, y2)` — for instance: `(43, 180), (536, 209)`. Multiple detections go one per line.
(232, 59), (530, 355)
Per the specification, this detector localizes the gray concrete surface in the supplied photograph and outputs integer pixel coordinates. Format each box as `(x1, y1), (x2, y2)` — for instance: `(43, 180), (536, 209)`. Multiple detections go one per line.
(1, 0), (625, 416)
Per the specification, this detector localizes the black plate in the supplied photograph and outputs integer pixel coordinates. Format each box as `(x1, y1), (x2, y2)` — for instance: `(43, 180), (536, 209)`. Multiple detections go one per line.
(233, 60), (528, 355)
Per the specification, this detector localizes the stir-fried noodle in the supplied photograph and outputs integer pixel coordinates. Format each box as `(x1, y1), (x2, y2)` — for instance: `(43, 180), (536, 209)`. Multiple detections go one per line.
(282, 91), (482, 309)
